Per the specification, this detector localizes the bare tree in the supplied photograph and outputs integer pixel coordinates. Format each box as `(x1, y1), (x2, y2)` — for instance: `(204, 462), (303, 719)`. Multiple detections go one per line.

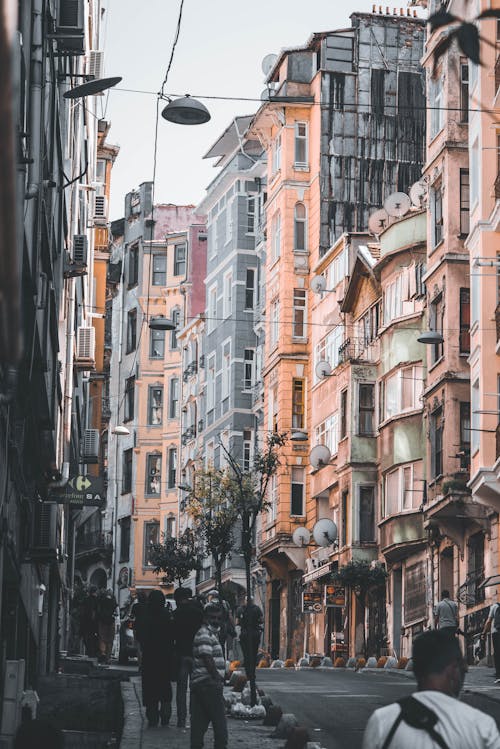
(149, 528), (205, 588)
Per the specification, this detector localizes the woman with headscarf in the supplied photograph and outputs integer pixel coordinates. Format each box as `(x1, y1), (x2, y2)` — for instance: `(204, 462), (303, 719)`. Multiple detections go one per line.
(141, 589), (174, 727)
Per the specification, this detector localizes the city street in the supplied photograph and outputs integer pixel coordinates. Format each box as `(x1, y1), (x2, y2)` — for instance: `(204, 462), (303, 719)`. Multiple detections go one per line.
(256, 668), (500, 749)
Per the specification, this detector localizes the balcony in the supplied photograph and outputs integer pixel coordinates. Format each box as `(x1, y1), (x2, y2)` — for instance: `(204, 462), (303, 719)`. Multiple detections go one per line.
(338, 337), (379, 365)
(458, 569), (485, 607)
(379, 511), (425, 563)
(76, 531), (113, 562)
(183, 361), (198, 382)
(181, 425), (196, 445)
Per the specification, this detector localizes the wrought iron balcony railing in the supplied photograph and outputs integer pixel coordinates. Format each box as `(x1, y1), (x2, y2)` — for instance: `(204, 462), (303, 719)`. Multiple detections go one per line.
(457, 569), (485, 607)
(76, 531), (113, 555)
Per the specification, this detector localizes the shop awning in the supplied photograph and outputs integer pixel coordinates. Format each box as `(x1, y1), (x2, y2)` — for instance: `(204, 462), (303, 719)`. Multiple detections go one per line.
(302, 563), (332, 585)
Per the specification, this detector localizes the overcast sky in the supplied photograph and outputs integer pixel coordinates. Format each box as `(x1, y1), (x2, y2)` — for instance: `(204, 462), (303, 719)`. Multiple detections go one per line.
(102, 0), (425, 221)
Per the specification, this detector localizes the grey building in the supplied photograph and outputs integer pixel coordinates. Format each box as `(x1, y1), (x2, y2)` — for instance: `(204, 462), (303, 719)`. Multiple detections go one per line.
(195, 117), (267, 600)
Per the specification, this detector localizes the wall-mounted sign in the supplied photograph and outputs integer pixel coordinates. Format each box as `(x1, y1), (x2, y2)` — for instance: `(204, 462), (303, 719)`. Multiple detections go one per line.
(49, 475), (104, 507)
(325, 583), (346, 608)
(303, 582), (323, 614)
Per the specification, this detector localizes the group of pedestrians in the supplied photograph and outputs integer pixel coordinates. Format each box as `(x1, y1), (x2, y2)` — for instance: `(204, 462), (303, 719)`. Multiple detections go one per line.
(80, 586), (118, 664)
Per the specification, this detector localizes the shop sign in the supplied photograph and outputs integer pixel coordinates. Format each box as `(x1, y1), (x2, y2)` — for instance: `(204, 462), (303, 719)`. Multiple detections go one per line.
(325, 583), (345, 608)
(303, 581), (323, 614)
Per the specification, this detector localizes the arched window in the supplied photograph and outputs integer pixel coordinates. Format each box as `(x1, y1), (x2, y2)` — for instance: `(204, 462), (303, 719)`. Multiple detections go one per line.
(294, 203), (306, 251)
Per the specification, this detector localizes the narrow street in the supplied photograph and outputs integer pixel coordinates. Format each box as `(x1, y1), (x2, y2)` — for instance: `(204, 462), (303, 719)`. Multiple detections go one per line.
(255, 668), (500, 749)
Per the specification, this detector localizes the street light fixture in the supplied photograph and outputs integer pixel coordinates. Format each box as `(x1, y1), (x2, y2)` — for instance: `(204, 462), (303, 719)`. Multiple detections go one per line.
(161, 95), (211, 125)
(290, 431), (308, 442)
(148, 317), (177, 331)
(112, 425), (130, 436)
(63, 76), (123, 99)
(417, 330), (444, 345)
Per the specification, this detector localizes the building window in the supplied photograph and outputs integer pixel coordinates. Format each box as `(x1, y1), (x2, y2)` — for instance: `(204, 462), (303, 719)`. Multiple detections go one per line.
(460, 61), (469, 123)
(245, 268), (256, 309)
(341, 490), (348, 546)
(432, 182), (443, 247)
(208, 284), (217, 333)
(357, 304), (379, 348)
(470, 138), (479, 207)
(152, 254), (166, 285)
(148, 386), (163, 425)
(459, 288), (470, 354)
(459, 169), (470, 236)
(269, 474), (278, 522)
(332, 73), (345, 109)
(146, 454), (162, 495)
(467, 532), (485, 606)
(270, 299), (280, 348)
(383, 365), (423, 420)
(174, 243), (186, 276)
(222, 342), (231, 400)
(143, 521), (160, 566)
(243, 349), (255, 390)
(315, 412), (339, 455)
(430, 407), (444, 478)
(292, 378), (305, 429)
(314, 325), (344, 379)
(294, 122), (308, 166)
(290, 467), (305, 516)
(124, 376), (135, 422)
(150, 328), (165, 359)
(471, 379), (479, 453)
(122, 448), (133, 494)
(358, 384), (375, 436)
(430, 293), (444, 364)
(459, 402), (471, 470)
(385, 463), (418, 516)
(119, 516), (131, 563)
(168, 377), (179, 419)
(294, 203), (307, 251)
(371, 69), (386, 116)
(168, 448), (177, 489)
(359, 486), (375, 543)
(247, 196), (256, 234)
(243, 429), (253, 471)
(223, 272), (232, 318)
(270, 386), (279, 433)
(126, 309), (137, 353)
(272, 132), (281, 174)
(340, 389), (348, 439)
(170, 309), (180, 349)
(405, 562), (426, 623)
(207, 355), (215, 412)
(128, 245), (139, 287)
(271, 212), (281, 261)
(429, 73), (444, 138)
(292, 288), (306, 338)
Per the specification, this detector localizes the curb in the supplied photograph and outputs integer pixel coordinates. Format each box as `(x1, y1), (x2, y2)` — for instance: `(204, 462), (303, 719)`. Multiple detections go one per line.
(119, 681), (143, 749)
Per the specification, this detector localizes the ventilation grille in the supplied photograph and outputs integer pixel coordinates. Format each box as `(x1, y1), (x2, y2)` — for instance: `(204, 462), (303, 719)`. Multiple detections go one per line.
(73, 235), (88, 265)
(93, 195), (108, 225)
(75, 326), (95, 366)
(82, 429), (99, 463)
(86, 50), (103, 79)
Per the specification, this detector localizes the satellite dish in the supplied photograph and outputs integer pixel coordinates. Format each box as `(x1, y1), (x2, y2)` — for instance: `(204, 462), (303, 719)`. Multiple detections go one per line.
(311, 275), (327, 295)
(384, 192), (411, 218)
(260, 88), (271, 101)
(312, 518), (338, 547)
(309, 444), (332, 469)
(315, 360), (332, 379)
(368, 208), (389, 237)
(261, 53), (278, 76)
(292, 527), (311, 547)
(409, 180), (427, 208)
(63, 76), (123, 99)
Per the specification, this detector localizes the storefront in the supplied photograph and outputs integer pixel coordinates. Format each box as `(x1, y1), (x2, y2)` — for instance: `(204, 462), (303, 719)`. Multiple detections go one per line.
(302, 560), (347, 658)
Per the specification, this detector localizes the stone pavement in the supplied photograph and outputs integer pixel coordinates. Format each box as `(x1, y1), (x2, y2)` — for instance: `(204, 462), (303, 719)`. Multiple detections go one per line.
(120, 677), (277, 749)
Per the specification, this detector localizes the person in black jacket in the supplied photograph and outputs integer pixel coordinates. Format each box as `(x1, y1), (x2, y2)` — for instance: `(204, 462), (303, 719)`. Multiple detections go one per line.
(173, 587), (203, 728)
(141, 590), (175, 727)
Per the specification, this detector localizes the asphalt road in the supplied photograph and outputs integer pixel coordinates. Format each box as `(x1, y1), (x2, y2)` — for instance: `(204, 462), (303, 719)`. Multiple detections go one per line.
(255, 668), (500, 749)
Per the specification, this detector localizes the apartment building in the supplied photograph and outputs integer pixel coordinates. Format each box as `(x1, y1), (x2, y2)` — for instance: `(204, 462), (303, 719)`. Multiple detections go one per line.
(248, 8), (426, 659)
(194, 117), (266, 601)
(106, 184), (205, 607)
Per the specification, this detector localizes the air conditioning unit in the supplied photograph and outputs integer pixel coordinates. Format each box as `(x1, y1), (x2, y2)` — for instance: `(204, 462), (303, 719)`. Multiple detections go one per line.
(55, 0), (84, 54)
(73, 235), (88, 265)
(75, 326), (95, 368)
(86, 50), (103, 79)
(93, 195), (108, 225)
(82, 429), (99, 463)
(30, 504), (58, 560)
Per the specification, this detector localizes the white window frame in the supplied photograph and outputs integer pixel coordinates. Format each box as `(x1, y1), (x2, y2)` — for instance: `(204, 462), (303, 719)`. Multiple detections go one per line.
(270, 299), (280, 348)
(245, 268), (256, 310)
(247, 196), (256, 234)
(243, 349), (255, 390)
(429, 72), (444, 139)
(294, 122), (308, 167)
(169, 377), (179, 419)
(315, 412), (339, 456)
(294, 203), (307, 252)
(223, 271), (233, 319)
(325, 247), (348, 289)
(268, 474), (278, 522)
(384, 462), (418, 517)
(226, 200), (233, 244)
(292, 288), (307, 339)
(382, 365), (423, 421)
(271, 211), (281, 261)
(207, 354), (216, 412)
(314, 325), (344, 382)
(243, 429), (253, 471)
(222, 341), (231, 401)
(208, 283), (217, 333)
(272, 132), (282, 174)
(290, 467), (305, 517)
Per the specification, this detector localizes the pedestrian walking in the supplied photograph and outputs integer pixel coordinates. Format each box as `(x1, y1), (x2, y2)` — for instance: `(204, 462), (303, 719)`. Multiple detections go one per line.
(141, 589), (175, 728)
(96, 588), (118, 664)
(362, 629), (500, 748)
(131, 590), (147, 666)
(237, 598), (263, 687)
(191, 602), (227, 749)
(80, 585), (99, 658)
(481, 598), (500, 682)
(173, 586), (203, 729)
(434, 589), (459, 637)
(205, 589), (235, 657)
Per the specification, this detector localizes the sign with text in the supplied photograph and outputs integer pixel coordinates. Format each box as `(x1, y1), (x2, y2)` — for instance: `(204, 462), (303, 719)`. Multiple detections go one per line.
(49, 475), (105, 507)
(325, 583), (346, 608)
(303, 582), (323, 614)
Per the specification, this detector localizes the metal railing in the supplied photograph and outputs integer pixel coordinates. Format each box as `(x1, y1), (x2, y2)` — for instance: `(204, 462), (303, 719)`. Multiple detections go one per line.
(457, 569), (485, 607)
(76, 531), (113, 554)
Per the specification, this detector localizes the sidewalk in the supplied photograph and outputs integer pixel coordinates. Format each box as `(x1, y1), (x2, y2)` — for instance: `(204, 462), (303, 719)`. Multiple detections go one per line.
(120, 677), (277, 749)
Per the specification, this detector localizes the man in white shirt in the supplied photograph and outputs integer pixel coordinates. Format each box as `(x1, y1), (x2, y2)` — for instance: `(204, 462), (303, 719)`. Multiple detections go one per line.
(434, 589), (458, 637)
(362, 629), (500, 749)
(481, 600), (500, 682)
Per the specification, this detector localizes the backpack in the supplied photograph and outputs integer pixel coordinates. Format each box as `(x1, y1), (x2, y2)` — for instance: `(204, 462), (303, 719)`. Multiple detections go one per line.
(381, 696), (450, 749)
(493, 603), (500, 631)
